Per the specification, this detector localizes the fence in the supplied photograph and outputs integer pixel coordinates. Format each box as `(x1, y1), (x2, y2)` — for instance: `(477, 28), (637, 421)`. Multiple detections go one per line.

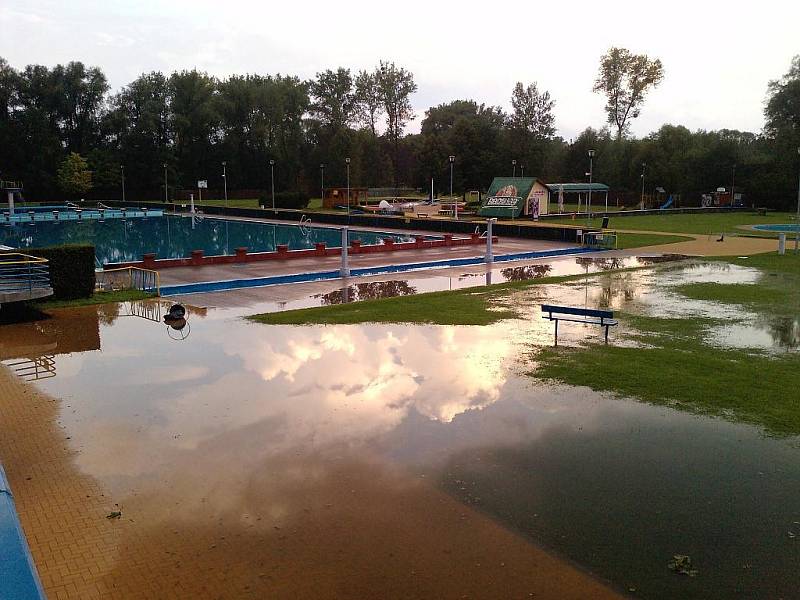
(96, 267), (160, 295)
(0, 253), (50, 293)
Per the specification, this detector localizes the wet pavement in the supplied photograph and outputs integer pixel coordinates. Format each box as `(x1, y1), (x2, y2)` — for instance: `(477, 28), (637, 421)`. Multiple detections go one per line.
(1, 260), (799, 599)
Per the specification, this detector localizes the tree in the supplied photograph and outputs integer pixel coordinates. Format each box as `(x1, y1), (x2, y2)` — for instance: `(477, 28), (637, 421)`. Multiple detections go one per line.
(593, 47), (664, 139)
(354, 69), (383, 136)
(765, 56), (800, 142)
(57, 152), (92, 196)
(376, 61), (417, 180)
(510, 82), (555, 139)
(310, 68), (355, 132)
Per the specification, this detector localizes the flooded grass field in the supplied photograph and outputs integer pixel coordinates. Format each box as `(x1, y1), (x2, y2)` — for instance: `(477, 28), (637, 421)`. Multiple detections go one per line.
(1, 258), (799, 598)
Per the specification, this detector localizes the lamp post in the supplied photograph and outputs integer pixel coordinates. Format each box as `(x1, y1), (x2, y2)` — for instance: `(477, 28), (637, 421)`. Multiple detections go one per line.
(520, 165), (525, 177)
(320, 163), (325, 208)
(512, 159), (517, 178)
(449, 155), (456, 220)
(587, 149), (596, 224)
(345, 157), (351, 216)
(120, 165), (125, 203)
(640, 162), (646, 207)
(222, 161), (228, 208)
(270, 160), (275, 211)
(163, 163), (168, 203)
(731, 163), (737, 207)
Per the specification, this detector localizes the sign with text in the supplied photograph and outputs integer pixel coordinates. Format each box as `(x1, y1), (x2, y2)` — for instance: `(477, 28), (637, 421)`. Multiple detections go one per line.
(198, 180), (208, 189)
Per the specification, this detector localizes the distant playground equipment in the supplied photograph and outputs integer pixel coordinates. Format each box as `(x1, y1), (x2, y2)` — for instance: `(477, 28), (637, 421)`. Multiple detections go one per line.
(701, 187), (744, 208)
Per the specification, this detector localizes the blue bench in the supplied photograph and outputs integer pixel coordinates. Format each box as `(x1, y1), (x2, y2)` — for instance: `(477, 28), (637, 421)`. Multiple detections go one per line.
(541, 304), (618, 345)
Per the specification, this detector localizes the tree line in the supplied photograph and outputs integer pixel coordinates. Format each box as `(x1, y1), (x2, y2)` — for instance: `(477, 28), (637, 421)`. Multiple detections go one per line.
(0, 51), (798, 209)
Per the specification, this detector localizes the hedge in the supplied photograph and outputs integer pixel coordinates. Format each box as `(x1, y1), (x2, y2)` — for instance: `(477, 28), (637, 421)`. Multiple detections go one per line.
(259, 191), (310, 210)
(13, 245), (95, 300)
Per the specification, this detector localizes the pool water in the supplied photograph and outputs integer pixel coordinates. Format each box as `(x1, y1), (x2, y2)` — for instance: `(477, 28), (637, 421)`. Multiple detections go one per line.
(752, 223), (800, 233)
(0, 215), (425, 265)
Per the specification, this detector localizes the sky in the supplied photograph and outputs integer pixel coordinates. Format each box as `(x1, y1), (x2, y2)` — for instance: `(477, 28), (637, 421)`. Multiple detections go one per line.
(1, 0), (798, 140)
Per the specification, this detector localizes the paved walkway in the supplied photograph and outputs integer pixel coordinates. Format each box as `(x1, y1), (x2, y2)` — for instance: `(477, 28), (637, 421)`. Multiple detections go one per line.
(157, 236), (571, 287)
(615, 228), (780, 256)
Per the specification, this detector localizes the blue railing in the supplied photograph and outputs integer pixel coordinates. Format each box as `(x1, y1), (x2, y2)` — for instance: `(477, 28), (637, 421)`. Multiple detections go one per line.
(0, 254), (50, 293)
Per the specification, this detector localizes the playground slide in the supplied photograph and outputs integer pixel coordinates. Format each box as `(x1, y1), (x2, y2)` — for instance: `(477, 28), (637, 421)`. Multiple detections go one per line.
(660, 195), (673, 210)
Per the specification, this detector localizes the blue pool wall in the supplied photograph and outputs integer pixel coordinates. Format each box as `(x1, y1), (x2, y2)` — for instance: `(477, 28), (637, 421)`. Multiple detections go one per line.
(0, 466), (47, 600)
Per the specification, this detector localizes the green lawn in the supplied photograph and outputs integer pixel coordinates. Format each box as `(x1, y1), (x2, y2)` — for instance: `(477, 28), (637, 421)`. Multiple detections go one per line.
(192, 198), (261, 208)
(534, 314), (800, 436)
(248, 288), (517, 326)
(34, 289), (155, 309)
(533, 252), (800, 436)
(547, 211), (796, 235)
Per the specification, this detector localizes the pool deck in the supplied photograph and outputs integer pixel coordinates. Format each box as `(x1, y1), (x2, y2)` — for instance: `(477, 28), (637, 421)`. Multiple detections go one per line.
(156, 236), (572, 288)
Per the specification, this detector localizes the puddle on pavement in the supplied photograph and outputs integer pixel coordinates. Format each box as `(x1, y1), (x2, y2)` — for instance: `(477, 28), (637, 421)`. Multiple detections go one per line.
(1, 258), (799, 598)
(191, 254), (691, 317)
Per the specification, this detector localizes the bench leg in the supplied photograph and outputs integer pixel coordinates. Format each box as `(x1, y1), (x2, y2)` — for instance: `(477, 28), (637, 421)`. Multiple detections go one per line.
(605, 324), (609, 344)
(554, 320), (559, 347)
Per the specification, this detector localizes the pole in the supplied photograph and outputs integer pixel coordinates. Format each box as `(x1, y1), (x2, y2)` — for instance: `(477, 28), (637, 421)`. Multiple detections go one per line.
(346, 157), (351, 216)
(270, 160), (275, 211)
(521, 166), (524, 177)
(641, 162), (646, 207)
(320, 164), (325, 208)
(512, 159), (516, 178)
(340, 227), (350, 276)
(222, 162), (228, 208)
(121, 166), (126, 203)
(449, 155), (456, 219)
(731, 164), (736, 207)
(163, 163), (168, 203)
(587, 154), (594, 225)
(485, 218), (495, 263)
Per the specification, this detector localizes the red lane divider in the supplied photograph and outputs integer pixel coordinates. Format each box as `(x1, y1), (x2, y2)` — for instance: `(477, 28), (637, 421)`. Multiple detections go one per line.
(105, 233), (498, 270)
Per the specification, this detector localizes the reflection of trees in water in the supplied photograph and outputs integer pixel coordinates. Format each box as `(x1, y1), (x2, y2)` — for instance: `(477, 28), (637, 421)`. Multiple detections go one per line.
(636, 254), (690, 265)
(500, 264), (552, 282)
(583, 271), (640, 308)
(316, 281), (418, 305)
(763, 316), (800, 349)
(96, 303), (120, 325)
(592, 257), (627, 271)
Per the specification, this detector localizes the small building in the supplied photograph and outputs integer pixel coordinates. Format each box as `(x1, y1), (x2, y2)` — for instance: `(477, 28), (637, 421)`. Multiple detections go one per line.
(323, 187), (369, 208)
(478, 178), (551, 218)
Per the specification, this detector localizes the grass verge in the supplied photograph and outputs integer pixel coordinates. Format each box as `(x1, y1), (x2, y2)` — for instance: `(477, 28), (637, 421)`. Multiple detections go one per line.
(246, 269), (631, 325)
(534, 312), (800, 436)
(33, 289), (155, 309)
(546, 211), (795, 235)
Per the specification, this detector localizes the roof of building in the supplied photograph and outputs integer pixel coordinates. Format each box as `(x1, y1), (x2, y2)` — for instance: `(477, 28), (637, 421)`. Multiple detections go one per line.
(546, 183), (609, 193)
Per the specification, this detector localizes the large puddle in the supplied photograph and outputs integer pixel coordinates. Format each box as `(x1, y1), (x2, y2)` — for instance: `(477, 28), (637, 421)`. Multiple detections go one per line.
(1, 261), (799, 598)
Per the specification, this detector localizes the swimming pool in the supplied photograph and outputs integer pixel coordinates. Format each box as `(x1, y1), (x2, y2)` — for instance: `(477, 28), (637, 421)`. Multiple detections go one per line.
(752, 223), (800, 233)
(0, 216), (428, 265)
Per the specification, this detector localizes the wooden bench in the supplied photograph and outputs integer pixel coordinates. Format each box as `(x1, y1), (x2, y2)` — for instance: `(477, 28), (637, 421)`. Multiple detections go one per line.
(541, 304), (618, 345)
